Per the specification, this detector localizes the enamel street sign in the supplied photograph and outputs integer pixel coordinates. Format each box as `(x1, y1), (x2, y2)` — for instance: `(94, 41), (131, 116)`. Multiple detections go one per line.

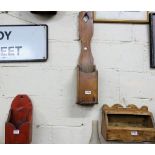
(0, 25), (48, 62)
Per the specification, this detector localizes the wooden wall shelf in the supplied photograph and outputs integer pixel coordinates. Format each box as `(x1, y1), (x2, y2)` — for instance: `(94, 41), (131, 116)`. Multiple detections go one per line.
(5, 95), (33, 144)
(101, 104), (155, 142)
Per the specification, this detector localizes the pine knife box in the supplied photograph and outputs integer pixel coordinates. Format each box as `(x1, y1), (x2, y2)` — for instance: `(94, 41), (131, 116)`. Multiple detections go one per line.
(101, 104), (155, 142)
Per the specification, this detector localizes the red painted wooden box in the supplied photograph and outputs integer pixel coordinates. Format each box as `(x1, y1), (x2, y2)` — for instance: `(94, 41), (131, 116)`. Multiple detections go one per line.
(5, 95), (33, 144)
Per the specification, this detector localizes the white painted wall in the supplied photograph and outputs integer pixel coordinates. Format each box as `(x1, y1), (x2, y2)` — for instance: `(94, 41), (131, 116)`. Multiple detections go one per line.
(0, 11), (153, 144)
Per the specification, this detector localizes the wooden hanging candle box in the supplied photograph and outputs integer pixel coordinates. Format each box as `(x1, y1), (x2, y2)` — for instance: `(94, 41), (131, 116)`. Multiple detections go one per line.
(77, 65), (98, 105)
(101, 104), (155, 142)
(77, 11), (98, 105)
(5, 94), (33, 144)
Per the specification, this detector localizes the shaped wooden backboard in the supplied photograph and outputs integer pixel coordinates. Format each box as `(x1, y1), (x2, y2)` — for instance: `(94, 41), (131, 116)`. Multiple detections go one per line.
(5, 94), (33, 144)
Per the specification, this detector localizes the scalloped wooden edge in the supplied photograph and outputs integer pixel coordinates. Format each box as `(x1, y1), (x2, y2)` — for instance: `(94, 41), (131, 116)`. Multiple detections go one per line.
(102, 104), (149, 112)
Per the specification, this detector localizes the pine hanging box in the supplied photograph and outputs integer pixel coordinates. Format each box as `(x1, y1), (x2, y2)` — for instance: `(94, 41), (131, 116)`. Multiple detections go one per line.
(5, 95), (33, 144)
(101, 104), (155, 142)
(77, 11), (98, 105)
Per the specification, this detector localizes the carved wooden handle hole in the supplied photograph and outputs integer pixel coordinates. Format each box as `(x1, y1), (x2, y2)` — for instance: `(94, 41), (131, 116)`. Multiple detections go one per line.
(83, 13), (89, 23)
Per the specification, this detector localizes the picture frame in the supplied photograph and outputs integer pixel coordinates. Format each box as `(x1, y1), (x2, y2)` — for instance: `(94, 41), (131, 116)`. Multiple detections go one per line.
(150, 13), (155, 68)
(93, 11), (149, 24)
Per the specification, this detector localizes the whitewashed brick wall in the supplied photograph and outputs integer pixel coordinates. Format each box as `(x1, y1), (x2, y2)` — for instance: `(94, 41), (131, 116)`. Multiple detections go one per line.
(0, 11), (153, 144)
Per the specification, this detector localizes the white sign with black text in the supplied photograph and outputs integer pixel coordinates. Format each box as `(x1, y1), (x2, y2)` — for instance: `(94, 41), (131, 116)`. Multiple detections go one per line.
(0, 25), (48, 62)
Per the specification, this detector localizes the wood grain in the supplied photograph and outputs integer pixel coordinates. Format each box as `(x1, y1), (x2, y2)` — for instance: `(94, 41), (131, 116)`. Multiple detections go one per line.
(101, 104), (155, 142)
(77, 12), (98, 105)
(79, 11), (94, 73)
